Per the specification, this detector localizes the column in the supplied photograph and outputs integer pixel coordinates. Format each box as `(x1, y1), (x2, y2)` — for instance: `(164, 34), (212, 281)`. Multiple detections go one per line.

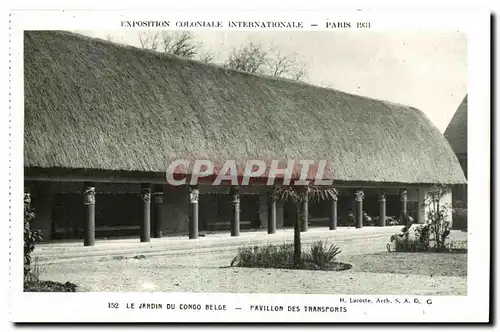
(231, 187), (240, 237)
(329, 195), (338, 230)
(300, 187), (309, 232)
(140, 184), (151, 243)
(267, 193), (276, 234)
(379, 192), (386, 227)
(83, 182), (95, 246)
(355, 190), (364, 229)
(189, 186), (199, 239)
(400, 189), (408, 224)
(152, 185), (163, 238)
(351, 190), (357, 215)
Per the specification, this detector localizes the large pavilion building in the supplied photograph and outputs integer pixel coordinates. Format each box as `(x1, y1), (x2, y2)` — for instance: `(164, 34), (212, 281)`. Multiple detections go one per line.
(24, 31), (467, 245)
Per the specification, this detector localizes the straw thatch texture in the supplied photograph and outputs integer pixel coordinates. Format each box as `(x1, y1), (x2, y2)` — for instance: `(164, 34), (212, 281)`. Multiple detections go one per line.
(24, 31), (466, 184)
(444, 95), (467, 155)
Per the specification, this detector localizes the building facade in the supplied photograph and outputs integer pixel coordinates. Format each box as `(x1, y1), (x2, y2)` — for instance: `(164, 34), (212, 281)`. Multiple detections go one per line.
(24, 31), (467, 244)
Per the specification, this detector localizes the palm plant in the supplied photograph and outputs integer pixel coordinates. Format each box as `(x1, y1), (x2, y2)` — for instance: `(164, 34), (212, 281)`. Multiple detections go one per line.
(271, 185), (338, 266)
(425, 186), (451, 251)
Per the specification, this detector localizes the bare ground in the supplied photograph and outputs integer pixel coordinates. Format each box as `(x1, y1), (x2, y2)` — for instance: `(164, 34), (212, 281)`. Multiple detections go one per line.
(36, 234), (467, 295)
(347, 252), (467, 277)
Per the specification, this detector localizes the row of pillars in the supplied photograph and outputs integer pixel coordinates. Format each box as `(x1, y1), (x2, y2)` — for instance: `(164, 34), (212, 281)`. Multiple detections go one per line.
(299, 189), (409, 231)
(345, 189), (409, 229)
(188, 187), (255, 239)
(26, 183), (410, 246)
(82, 182), (163, 246)
(188, 186), (278, 240)
(187, 187), (410, 239)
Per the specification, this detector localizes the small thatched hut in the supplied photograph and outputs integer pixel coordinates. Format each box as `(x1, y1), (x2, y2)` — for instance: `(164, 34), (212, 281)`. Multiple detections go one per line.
(24, 31), (466, 244)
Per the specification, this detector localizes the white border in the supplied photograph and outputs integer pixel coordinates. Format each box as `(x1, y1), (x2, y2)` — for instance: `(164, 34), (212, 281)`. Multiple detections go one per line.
(8, 7), (491, 323)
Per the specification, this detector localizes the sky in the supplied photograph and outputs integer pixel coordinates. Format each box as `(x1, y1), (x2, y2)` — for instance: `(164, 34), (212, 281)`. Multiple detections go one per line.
(78, 30), (467, 132)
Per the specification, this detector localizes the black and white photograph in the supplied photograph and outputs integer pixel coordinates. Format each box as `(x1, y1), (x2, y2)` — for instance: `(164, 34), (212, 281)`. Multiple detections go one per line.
(7, 7), (491, 323)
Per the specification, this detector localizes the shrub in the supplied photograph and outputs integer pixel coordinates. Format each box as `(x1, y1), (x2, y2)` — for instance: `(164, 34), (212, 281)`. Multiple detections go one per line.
(231, 241), (345, 270)
(304, 241), (342, 269)
(362, 212), (374, 226)
(24, 257), (42, 283)
(392, 237), (420, 252)
(373, 216), (399, 226)
(387, 185), (453, 254)
(448, 239), (468, 252)
(230, 243), (295, 268)
(339, 212), (373, 226)
(426, 186), (451, 251)
(23, 195), (80, 292)
(24, 281), (78, 292)
(388, 222), (447, 253)
(339, 213), (355, 227)
(24, 195), (43, 278)
(388, 225), (408, 252)
(386, 216), (399, 226)
(414, 224), (430, 252)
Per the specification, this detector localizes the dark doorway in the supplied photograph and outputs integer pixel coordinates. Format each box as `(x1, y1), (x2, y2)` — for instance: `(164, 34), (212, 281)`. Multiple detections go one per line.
(51, 193), (143, 239)
(199, 194), (259, 232)
(309, 199), (330, 226)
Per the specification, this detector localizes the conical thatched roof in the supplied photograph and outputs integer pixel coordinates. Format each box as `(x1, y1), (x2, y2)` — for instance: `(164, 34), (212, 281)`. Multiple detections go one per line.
(24, 31), (466, 185)
(444, 95), (467, 155)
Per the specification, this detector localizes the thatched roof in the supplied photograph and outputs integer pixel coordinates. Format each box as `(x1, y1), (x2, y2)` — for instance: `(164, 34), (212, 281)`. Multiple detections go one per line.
(444, 95), (467, 155)
(24, 31), (466, 185)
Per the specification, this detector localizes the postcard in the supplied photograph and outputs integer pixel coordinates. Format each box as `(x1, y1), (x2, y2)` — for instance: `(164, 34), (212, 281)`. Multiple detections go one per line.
(8, 5), (491, 323)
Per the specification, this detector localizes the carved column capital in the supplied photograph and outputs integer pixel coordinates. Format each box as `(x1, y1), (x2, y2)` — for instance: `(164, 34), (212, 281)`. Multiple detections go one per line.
(231, 186), (240, 203)
(83, 187), (96, 205)
(379, 192), (386, 201)
(189, 187), (199, 204)
(141, 188), (151, 204)
(354, 190), (364, 202)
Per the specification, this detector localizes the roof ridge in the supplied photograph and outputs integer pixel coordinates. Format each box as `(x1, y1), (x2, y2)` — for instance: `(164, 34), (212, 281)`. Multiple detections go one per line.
(63, 30), (418, 110)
